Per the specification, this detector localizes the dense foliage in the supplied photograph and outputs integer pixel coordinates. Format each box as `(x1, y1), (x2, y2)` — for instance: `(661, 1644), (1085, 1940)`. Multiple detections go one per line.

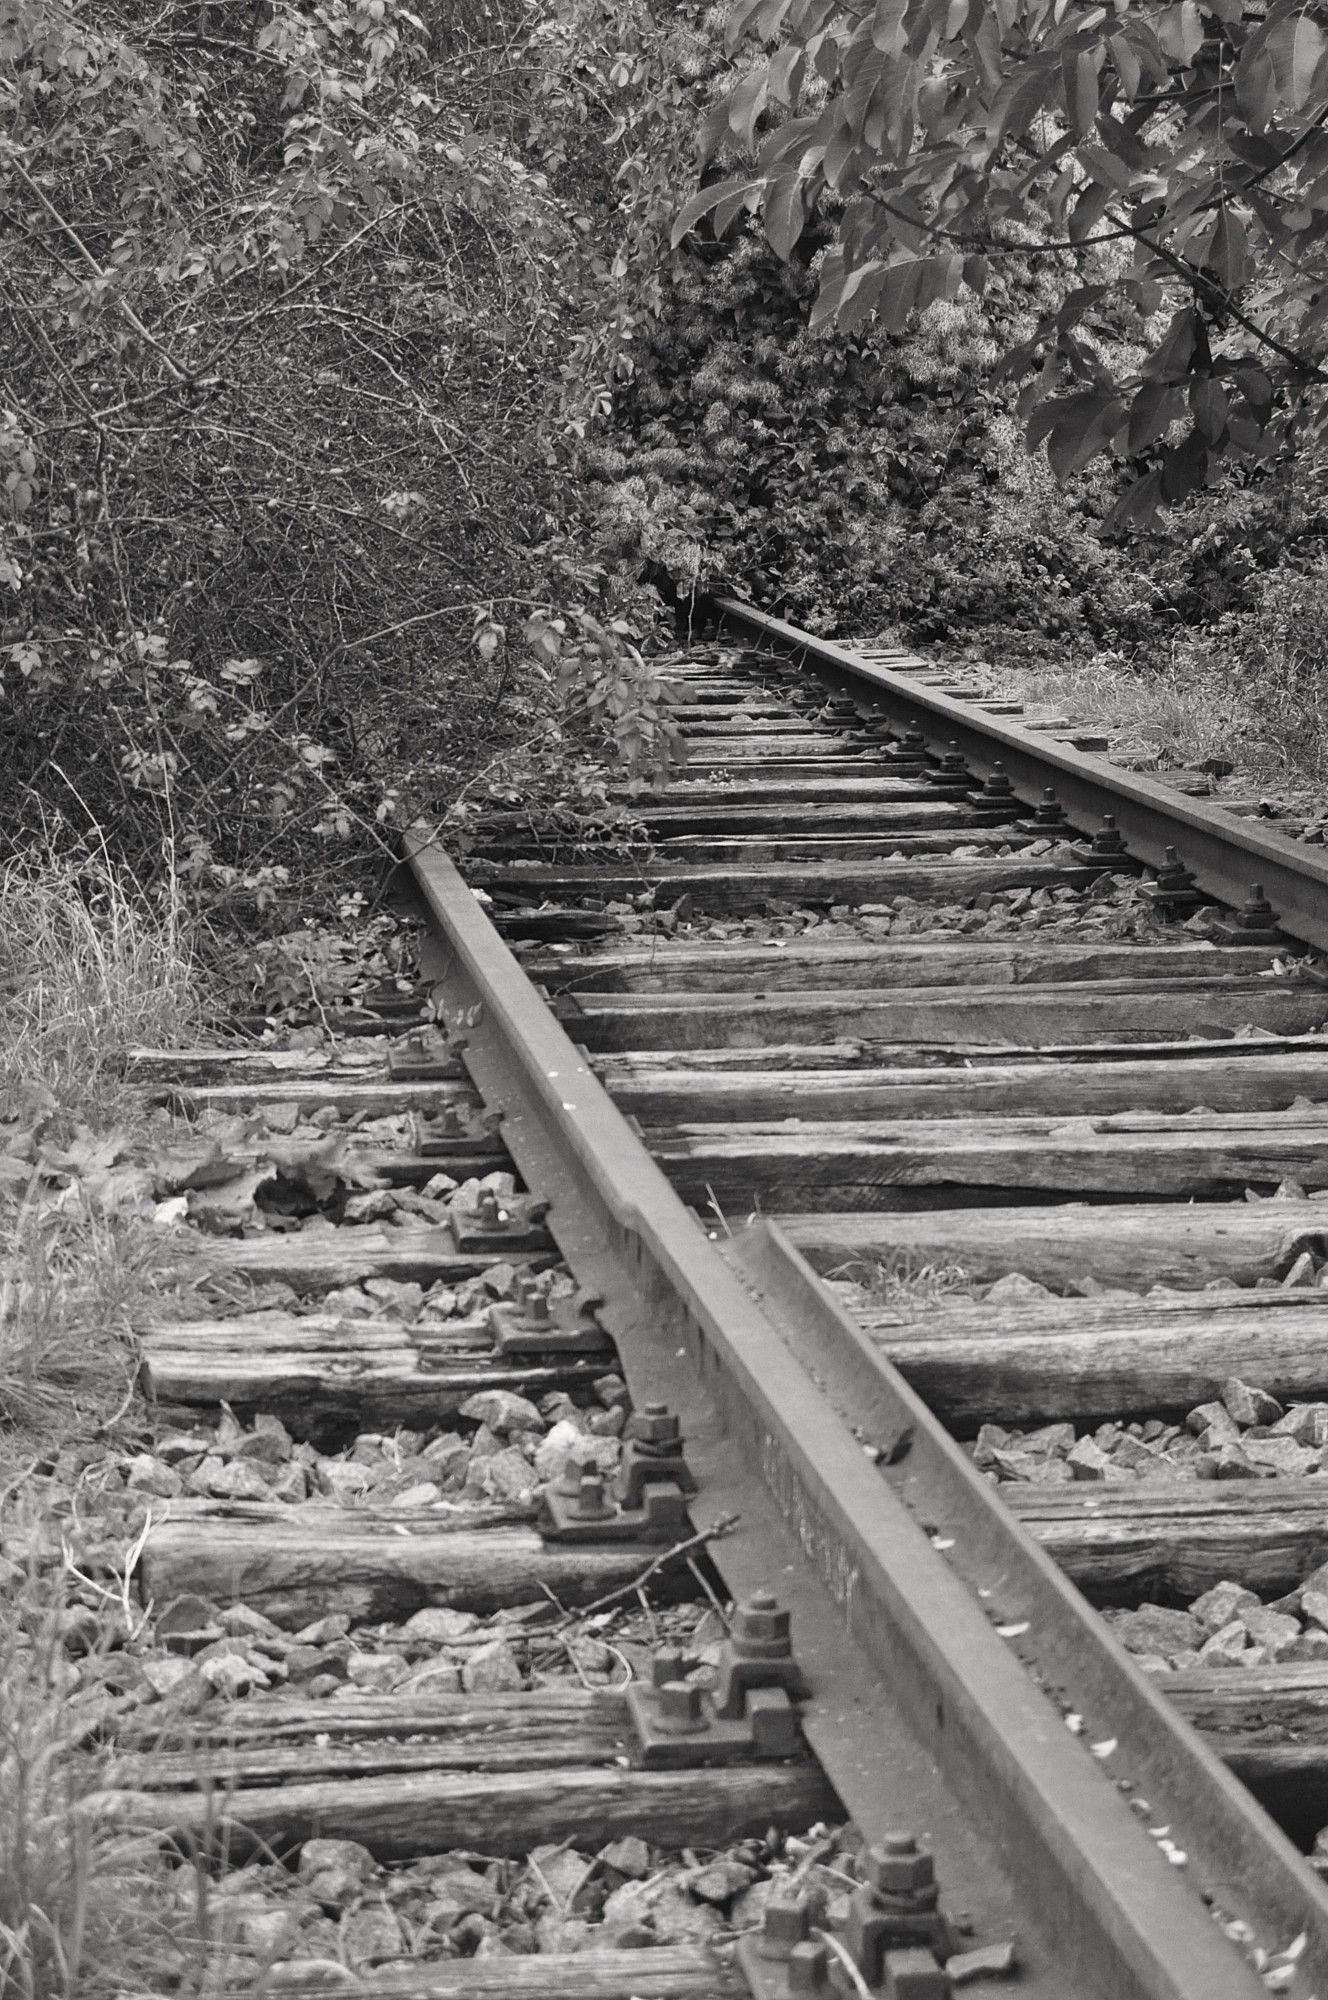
(679, 0), (1328, 522)
(0, 0), (690, 909)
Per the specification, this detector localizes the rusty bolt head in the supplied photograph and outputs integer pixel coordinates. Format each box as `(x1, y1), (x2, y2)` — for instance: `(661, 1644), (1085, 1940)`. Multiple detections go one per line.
(571, 1473), (609, 1519)
(477, 1188), (500, 1222)
(651, 1646), (687, 1689)
(525, 1293), (552, 1324)
(656, 1680), (706, 1731)
(758, 1895), (811, 1957)
(731, 1589), (791, 1654)
(789, 1940), (829, 1992)
(861, 1835), (935, 1899)
(627, 1403), (681, 1447)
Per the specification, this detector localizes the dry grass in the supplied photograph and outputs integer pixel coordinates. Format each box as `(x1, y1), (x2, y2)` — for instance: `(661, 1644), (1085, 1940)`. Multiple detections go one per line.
(979, 564), (1328, 801)
(0, 845), (216, 1997)
(0, 839), (200, 1123)
(0, 1531), (205, 2000)
(0, 841), (204, 1464)
(824, 1254), (972, 1315)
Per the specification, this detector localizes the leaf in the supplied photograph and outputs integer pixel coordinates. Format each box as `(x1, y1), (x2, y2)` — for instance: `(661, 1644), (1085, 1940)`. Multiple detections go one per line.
(1266, 10), (1328, 108)
(1160, 427), (1211, 501)
(728, 68), (771, 148)
(766, 44), (806, 104)
(1235, 41), (1278, 129)
(986, 62), (1054, 153)
(1063, 48), (1100, 138)
(1141, 305), (1201, 380)
(1043, 390), (1125, 481)
(1068, 181), (1110, 244)
(726, 0), (777, 52)
(764, 170), (807, 258)
(1104, 467), (1165, 532)
(187, 1164), (273, 1234)
(1155, 0), (1203, 64)
(1228, 358), (1274, 423)
(670, 175), (763, 248)
(872, 0), (909, 53)
(1205, 204), (1247, 290)
(1109, 30), (1142, 99)
(1128, 379), (1185, 454)
(1191, 376), (1230, 443)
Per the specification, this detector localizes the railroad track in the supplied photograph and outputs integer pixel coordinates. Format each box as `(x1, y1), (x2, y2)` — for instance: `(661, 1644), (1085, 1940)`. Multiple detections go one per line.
(89, 604), (1328, 1999)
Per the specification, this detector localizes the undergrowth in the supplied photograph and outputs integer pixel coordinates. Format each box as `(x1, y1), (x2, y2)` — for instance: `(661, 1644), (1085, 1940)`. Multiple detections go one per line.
(0, 842), (200, 1122)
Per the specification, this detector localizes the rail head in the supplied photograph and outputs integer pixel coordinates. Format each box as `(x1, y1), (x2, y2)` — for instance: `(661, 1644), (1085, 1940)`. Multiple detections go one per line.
(403, 819), (1323, 2000)
(712, 597), (1328, 955)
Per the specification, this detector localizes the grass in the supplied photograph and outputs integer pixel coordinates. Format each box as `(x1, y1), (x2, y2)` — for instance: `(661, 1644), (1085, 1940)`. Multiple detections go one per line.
(0, 838), (200, 1122)
(0, 1533), (211, 2000)
(978, 565), (1328, 801)
(0, 841), (208, 1997)
(0, 840), (204, 1463)
(823, 1254), (972, 1315)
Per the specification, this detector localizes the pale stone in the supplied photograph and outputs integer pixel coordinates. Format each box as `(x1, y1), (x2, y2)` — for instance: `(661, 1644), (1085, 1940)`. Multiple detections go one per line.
(393, 1481), (443, 1509)
(345, 1652), (404, 1692)
(125, 1454), (184, 1498)
(984, 1273), (1053, 1303)
(195, 1457), (275, 1501)
(339, 1903), (404, 1969)
(1272, 1403), (1328, 1446)
(140, 1655), (195, 1697)
(1186, 1400), (1239, 1442)
(458, 1388), (545, 1434)
(294, 1613), (351, 1644)
(299, 1839), (375, 1883)
(1106, 1605), (1203, 1658)
(1197, 1620), (1252, 1667)
(403, 1606), (479, 1642)
(420, 1869), (499, 1927)
(199, 1650), (270, 1696)
(461, 1638), (523, 1693)
(599, 1835), (651, 1878)
(1190, 1581), (1260, 1634)
(1241, 1608), (1301, 1659)
(464, 1445), (540, 1504)
(264, 1962), (361, 1994)
(1221, 1378), (1284, 1427)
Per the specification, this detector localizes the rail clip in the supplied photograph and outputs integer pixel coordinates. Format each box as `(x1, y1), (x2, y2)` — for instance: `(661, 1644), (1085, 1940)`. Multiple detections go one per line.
(736, 1838), (957, 1998)
(488, 1277), (613, 1357)
(539, 1401), (696, 1543)
(445, 1187), (551, 1253)
(627, 1590), (808, 1769)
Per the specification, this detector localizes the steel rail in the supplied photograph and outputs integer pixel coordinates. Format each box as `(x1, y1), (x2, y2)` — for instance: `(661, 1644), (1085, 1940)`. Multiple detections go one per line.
(712, 598), (1328, 954)
(403, 821), (1328, 2000)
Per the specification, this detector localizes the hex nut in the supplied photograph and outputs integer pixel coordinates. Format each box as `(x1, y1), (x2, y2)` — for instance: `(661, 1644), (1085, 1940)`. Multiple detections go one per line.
(650, 1646), (687, 1688)
(862, 1836), (936, 1897)
(732, 1588), (791, 1653)
(627, 1403), (681, 1446)
(656, 1680), (707, 1731)
(757, 1894), (810, 1958)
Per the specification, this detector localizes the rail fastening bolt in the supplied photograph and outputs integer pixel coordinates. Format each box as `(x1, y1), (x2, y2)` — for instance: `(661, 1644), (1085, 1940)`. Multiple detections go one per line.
(651, 1646), (687, 1688)
(629, 1401), (681, 1447)
(656, 1680), (708, 1732)
(789, 1938), (830, 1990)
(861, 1833), (937, 1899)
(571, 1472), (610, 1518)
(758, 1893), (811, 1958)
(731, 1588), (792, 1657)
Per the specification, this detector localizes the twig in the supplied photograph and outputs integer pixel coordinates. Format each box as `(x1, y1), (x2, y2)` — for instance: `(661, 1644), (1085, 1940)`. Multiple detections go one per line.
(815, 1929), (876, 1999)
(6, 152), (192, 384)
(553, 1516), (739, 1629)
(686, 1555), (730, 1631)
